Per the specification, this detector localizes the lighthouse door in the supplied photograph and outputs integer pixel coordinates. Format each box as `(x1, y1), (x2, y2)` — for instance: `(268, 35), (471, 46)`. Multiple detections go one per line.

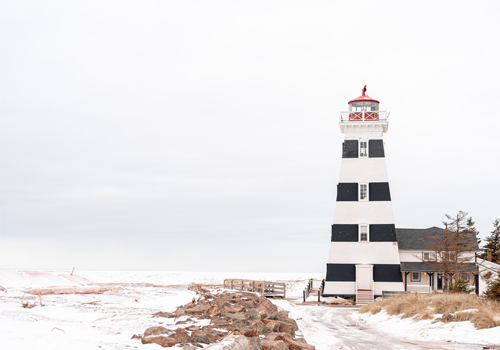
(356, 265), (373, 290)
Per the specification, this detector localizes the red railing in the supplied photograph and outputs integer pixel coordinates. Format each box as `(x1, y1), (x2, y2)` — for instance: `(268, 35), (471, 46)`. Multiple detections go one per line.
(340, 111), (389, 122)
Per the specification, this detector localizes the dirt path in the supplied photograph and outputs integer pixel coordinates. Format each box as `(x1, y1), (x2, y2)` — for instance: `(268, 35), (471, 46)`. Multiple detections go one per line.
(295, 305), (486, 350)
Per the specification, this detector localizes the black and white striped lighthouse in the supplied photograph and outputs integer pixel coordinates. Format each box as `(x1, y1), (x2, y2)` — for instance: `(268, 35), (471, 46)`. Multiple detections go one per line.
(323, 87), (404, 303)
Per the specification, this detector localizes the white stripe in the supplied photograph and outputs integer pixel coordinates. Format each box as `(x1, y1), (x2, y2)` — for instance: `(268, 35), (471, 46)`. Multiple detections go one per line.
(338, 158), (389, 183)
(328, 242), (400, 264)
(333, 202), (395, 224)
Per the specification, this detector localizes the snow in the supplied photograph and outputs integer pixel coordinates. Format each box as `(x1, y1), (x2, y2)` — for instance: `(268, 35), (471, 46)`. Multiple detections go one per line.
(1, 269), (499, 350)
(271, 299), (343, 349)
(354, 310), (500, 345)
(0, 270), (89, 288)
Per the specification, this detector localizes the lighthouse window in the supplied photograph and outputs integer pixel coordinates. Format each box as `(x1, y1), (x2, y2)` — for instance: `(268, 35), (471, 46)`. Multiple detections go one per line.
(359, 184), (368, 201)
(359, 225), (369, 242)
(360, 141), (368, 157)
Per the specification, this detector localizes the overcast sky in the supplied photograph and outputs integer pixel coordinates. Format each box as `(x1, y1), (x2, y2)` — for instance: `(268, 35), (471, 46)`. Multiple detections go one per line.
(1, 1), (499, 272)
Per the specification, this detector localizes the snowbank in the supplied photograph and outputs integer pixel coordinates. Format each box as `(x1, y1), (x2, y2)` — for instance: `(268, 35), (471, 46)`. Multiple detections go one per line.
(354, 310), (500, 345)
(0, 270), (89, 289)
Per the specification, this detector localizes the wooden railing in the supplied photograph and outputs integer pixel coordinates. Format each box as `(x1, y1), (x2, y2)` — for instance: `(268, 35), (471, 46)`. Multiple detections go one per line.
(302, 279), (313, 302)
(223, 279), (286, 298)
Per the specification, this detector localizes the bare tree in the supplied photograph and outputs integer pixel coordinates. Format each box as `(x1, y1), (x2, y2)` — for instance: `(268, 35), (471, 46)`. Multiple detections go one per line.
(420, 211), (477, 290)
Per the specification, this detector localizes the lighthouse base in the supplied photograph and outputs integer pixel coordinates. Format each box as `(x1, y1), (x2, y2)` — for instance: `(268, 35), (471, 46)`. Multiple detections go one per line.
(323, 281), (404, 299)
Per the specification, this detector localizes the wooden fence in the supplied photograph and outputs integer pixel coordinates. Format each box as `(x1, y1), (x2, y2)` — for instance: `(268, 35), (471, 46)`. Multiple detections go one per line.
(223, 279), (286, 298)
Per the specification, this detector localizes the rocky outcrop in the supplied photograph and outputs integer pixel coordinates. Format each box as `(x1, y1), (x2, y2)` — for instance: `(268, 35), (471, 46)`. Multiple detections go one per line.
(139, 287), (314, 350)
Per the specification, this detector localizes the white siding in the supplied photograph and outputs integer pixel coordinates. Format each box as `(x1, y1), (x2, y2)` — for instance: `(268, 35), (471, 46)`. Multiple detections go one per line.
(338, 158), (389, 183)
(323, 282), (355, 295)
(333, 202), (395, 224)
(374, 282), (405, 295)
(328, 242), (400, 264)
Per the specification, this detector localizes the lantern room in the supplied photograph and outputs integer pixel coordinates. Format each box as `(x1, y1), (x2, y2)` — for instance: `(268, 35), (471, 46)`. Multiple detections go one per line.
(345, 85), (381, 121)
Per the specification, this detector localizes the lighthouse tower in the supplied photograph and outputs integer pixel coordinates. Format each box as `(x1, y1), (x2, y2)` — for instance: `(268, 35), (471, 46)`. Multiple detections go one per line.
(323, 86), (404, 303)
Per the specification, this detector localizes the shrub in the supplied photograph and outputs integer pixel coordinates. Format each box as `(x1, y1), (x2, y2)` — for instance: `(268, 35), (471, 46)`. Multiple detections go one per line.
(359, 293), (500, 329)
(447, 279), (475, 294)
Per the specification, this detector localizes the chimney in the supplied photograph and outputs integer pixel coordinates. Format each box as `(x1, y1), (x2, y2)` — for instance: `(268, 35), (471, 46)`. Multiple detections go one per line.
(487, 250), (492, 262)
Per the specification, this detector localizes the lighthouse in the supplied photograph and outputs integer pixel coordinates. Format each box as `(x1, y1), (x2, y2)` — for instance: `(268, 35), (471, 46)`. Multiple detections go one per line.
(323, 86), (404, 304)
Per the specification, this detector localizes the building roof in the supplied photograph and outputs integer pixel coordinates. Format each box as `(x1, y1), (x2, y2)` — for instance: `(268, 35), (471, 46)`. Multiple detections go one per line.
(396, 226), (480, 251)
(348, 85), (380, 104)
(348, 93), (379, 104)
(400, 261), (478, 272)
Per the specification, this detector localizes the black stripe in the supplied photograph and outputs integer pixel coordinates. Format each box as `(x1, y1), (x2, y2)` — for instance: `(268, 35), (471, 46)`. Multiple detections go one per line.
(369, 139), (384, 157)
(373, 264), (403, 282)
(321, 294), (355, 298)
(336, 183), (358, 201)
(331, 225), (358, 242)
(369, 182), (391, 201)
(342, 140), (358, 158)
(326, 264), (356, 282)
(370, 224), (397, 242)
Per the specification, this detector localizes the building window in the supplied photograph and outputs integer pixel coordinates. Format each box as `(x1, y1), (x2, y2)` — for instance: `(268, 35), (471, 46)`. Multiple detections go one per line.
(411, 272), (421, 282)
(423, 252), (436, 260)
(359, 183), (368, 201)
(359, 224), (369, 242)
(360, 141), (368, 158)
(460, 273), (469, 281)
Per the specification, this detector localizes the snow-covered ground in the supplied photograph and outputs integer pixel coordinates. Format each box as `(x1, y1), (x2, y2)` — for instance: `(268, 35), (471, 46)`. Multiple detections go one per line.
(354, 309), (500, 347)
(1, 270), (499, 350)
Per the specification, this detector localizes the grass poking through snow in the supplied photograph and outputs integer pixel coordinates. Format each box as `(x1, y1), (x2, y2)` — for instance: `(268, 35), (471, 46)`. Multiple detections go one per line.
(359, 293), (500, 329)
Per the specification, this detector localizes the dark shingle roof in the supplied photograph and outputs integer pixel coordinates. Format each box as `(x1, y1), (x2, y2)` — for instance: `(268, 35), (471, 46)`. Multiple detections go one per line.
(396, 226), (479, 250)
(400, 261), (477, 272)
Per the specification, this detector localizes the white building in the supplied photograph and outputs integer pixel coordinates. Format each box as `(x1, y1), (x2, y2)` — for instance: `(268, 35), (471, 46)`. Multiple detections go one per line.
(322, 87), (482, 303)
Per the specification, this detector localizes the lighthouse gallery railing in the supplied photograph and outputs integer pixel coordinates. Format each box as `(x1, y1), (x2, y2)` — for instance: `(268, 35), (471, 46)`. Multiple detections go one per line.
(340, 110), (389, 122)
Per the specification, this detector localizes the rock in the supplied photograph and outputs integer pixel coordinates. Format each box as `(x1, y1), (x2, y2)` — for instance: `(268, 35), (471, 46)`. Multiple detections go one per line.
(265, 332), (293, 341)
(190, 331), (210, 344)
(268, 311), (289, 321)
(131, 334), (142, 340)
(175, 308), (187, 317)
(183, 345), (199, 350)
(247, 309), (262, 320)
(225, 313), (248, 321)
(261, 340), (289, 350)
(143, 326), (171, 337)
(206, 304), (219, 316)
(264, 334), (314, 350)
(153, 311), (174, 318)
(274, 321), (295, 336)
(142, 336), (179, 348)
(264, 321), (279, 332)
(254, 298), (278, 317)
(237, 327), (258, 338)
(283, 318), (299, 332)
(227, 304), (246, 313)
(248, 336), (263, 350)
(173, 329), (191, 343)
(204, 335), (250, 350)
(186, 305), (209, 315)
(254, 321), (272, 335)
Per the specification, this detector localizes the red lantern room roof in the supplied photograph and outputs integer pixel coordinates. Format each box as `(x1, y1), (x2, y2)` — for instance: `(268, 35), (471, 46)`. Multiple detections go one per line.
(348, 85), (379, 104)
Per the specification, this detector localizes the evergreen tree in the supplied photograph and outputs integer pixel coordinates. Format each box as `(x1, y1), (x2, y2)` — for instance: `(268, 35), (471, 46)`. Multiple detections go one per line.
(463, 216), (480, 246)
(482, 219), (500, 263)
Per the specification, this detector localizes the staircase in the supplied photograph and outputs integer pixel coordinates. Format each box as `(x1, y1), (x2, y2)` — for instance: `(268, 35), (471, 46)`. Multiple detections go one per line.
(355, 289), (374, 305)
(302, 279), (324, 304)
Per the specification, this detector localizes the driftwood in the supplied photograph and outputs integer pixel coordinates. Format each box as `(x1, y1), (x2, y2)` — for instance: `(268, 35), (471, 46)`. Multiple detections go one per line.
(21, 294), (36, 308)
